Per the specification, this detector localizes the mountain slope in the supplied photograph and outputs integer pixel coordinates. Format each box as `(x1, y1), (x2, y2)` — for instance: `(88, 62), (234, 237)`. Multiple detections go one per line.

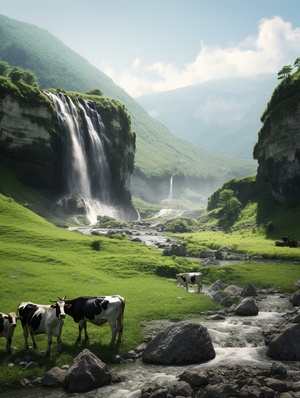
(0, 14), (256, 180)
(136, 75), (277, 159)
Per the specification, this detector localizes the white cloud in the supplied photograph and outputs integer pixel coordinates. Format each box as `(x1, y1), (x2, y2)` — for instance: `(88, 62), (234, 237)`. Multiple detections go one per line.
(105, 17), (300, 97)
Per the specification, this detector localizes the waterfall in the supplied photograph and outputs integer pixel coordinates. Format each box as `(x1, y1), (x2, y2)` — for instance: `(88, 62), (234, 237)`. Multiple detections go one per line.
(168, 175), (173, 202)
(45, 92), (123, 224)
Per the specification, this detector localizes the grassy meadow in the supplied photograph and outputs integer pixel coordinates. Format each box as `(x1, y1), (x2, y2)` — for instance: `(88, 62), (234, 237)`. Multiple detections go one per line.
(0, 191), (300, 389)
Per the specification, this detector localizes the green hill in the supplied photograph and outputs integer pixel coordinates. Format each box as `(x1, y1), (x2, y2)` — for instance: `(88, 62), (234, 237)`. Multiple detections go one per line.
(0, 14), (256, 180)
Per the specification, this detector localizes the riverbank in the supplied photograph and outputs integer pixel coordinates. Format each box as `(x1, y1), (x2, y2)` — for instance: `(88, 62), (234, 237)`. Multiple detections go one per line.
(2, 289), (299, 398)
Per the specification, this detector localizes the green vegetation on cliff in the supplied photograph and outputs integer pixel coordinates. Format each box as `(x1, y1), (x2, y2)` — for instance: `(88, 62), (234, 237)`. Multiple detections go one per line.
(0, 13), (256, 181)
(254, 69), (300, 157)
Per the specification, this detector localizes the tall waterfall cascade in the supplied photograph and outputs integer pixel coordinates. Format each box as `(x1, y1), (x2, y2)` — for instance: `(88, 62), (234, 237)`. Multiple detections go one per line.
(46, 92), (127, 224)
(168, 175), (173, 202)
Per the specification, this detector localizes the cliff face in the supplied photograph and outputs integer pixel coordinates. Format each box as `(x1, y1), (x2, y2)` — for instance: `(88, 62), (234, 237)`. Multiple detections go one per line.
(0, 94), (57, 189)
(253, 74), (300, 203)
(0, 91), (137, 221)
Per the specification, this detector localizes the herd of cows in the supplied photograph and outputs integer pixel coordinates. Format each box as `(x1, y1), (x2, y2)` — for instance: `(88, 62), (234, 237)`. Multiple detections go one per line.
(0, 273), (202, 356)
(0, 295), (125, 356)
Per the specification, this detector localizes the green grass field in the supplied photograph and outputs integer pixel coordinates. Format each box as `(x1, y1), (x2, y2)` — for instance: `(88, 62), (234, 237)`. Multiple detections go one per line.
(0, 192), (299, 389)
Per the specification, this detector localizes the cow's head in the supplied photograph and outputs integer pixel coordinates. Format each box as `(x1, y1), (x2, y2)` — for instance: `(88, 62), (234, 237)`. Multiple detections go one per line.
(6, 312), (21, 329)
(176, 274), (184, 282)
(49, 296), (71, 319)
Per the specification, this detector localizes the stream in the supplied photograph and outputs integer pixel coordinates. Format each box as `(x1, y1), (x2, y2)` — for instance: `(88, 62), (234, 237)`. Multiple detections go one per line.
(0, 293), (296, 398)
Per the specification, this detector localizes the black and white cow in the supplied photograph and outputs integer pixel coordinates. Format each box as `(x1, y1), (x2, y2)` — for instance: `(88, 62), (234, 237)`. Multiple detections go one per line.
(176, 272), (203, 293)
(64, 295), (125, 345)
(0, 312), (21, 354)
(18, 297), (70, 355)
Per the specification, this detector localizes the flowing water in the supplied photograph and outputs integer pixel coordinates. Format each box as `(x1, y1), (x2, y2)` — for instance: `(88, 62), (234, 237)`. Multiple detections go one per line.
(1, 294), (294, 398)
(45, 92), (124, 223)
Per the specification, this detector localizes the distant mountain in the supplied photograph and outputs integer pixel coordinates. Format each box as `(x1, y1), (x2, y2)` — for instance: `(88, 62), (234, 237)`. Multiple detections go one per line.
(136, 75), (278, 159)
(0, 14), (256, 183)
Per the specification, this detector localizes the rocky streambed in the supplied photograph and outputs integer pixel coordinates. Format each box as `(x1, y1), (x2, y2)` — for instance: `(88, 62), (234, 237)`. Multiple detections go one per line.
(2, 285), (300, 398)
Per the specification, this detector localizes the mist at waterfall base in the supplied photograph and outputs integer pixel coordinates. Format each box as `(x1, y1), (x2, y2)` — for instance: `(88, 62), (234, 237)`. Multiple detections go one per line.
(46, 92), (130, 225)
(2, 294), (295, 398)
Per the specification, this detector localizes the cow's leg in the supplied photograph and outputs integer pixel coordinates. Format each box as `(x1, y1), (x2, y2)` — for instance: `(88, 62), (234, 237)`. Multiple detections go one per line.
(6, 338), (12, 354)
(109, 321), (117, 346)
(23, 325), (30, 351)
(116, 312), (124, 342)
(77, 320), (88, 343)
(46, 331), (52, 356)
(185, 283), (189, 291)
(57, 332), (62, 354)
(29, 329), (38, 350)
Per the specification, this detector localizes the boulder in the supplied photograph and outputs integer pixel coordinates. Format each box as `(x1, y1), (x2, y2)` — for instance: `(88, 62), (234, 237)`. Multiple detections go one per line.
(163, 244), (186, 257)
(223, 285), (242, 297)
(201, 257), (220, 266)
(290, 290), (300, 306)
(63, 349), (112, 392)
(41, 366), (66, 388)
(268, 324), (300, 361)
(142, 322), (215, 365)
(241, 284), (258, 297)
(215, 246), (232, 260)
(235, 297), (259, 316)
(208, 280), (224, 293)
(199, 250), (216, 259)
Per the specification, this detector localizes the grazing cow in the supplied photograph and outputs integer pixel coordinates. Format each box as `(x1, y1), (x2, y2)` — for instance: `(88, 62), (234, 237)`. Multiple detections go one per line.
(18, 297), (69, 355)
(0, 312), (21, 354)
(176, 272), (203, 293)
(64, 295), (125, 345)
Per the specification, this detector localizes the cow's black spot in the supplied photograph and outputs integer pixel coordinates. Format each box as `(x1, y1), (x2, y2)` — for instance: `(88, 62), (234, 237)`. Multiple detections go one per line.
(191, 276), (196, 283)
(101, 300), (109, 311)
(30, 313), (42, 331)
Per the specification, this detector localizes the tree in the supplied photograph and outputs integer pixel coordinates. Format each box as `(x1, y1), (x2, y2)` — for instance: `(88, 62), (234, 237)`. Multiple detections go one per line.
(86, 89), (103, 96)
(8, 66), (39, 87)
(294, 57), (300, 72)
(217, 189), (241, 229)
(8, 67), (23, 84)
(277, 65), (293, 80)
(0, 61), (10, 77)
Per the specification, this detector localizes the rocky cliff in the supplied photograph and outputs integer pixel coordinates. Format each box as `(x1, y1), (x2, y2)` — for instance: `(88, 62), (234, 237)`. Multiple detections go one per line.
(253, 73), (300, 203)
(0, 86), (137, 221)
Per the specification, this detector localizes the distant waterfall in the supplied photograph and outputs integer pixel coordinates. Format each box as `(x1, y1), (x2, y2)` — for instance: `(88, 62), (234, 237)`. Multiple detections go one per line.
(168, 175), (173, 202)
(45, 92), (122, 224)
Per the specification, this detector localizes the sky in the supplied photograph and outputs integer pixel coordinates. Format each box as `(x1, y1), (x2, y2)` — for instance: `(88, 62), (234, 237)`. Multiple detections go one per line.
(0, 0), (300, 97)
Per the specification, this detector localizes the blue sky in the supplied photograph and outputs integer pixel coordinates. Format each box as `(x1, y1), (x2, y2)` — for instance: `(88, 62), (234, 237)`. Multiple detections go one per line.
(0, 0), (300, 96)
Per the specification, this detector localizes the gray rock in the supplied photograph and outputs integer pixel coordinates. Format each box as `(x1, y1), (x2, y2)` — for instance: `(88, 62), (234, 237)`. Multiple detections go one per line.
(268, 323), (300, 361)
(241, 284), (258, 297)
(41, 366), (66, 388)
(208, 279), (224, 293)
(163, 244), (186, 257)
(290, 290), (300, 306)
(235, 297), (259, 316)
(171, 380), (194, 397)
(199, 250), (216, 258)
(200, 257), (220, 266)
(25, 361), (38, 369)
(223, 284), (242, 296)
(63, 348), (112, 392)
(142, 322), (215, 365)
(179, 368), (209, 388)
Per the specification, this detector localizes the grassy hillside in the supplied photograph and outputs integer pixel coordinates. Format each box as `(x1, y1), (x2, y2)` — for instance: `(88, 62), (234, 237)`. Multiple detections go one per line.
(0, 14), (256, 179)
(0, 177), (300, 389)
